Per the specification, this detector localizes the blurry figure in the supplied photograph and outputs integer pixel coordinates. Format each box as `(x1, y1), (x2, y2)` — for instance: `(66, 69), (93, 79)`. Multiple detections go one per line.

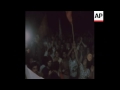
(48, 49), (53, 58)
(44, 46), (53, 59)
(26, 48), (32, 58)
(26, 48), (30, 53)
(39, 56), (47, 76)
(48, 48), (53, 56)
(87, 53), (93, 62)
(42, 56), (52, 79)
(26, 48), (36, 68)
(53, 50), (62, 64)
(79, 59), (90, 79)
(89, 65), (94, 79)
(29, 62), (40, 76)
(69, 51), (78, 79)
(29, 58), (36, 63)
(86, 52), (93, 70)
(77, 37), (87, 63)
(53, 50), (62, 74)
(68, 42), (78, 79)
(49, 61), (61, 79)
(59, 44), (65, 57)
(61, 51), (70, 79)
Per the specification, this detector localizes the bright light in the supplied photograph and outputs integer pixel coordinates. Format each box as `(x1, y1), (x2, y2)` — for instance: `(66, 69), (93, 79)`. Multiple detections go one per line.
(25, 30), (31, 48)
(25, 30), (30, 42)
(25, 24), (36, 48)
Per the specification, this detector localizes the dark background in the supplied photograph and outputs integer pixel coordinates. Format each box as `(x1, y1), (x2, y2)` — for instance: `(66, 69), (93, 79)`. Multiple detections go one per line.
(13, 10), (107, 80)
(25, 11), (94, 39)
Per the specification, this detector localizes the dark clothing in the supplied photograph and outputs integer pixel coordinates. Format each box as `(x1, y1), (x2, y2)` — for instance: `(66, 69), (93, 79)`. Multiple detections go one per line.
(87, 59), (94, 69)
(42, 67), (50, 79)
(26, 52), (32, 59)
(49, 72), (61, 79)
(69, 76), (78, 79)
(61, 58), (69, 75)
(26, 52), (32, 68)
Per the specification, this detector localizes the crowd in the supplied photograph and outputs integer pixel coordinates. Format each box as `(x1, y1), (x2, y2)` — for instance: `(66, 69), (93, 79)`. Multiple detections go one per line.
(26, 33), (94, 79)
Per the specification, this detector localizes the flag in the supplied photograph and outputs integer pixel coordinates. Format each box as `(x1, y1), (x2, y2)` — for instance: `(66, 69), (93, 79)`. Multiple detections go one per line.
(66, 11), (72, 24)
(25, 65), (44, 79)
(66, 11), (74, 41)
(59, 19), (62, 40)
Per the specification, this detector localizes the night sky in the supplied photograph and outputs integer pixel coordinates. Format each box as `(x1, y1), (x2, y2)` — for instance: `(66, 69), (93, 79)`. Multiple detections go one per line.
(25, 11), (94, 38)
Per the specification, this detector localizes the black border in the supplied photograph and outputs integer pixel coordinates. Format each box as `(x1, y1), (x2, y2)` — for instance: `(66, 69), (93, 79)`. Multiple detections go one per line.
(9, 11), (25, 79)
(95, 21), (105, 79)
(10, 11), (106, 80)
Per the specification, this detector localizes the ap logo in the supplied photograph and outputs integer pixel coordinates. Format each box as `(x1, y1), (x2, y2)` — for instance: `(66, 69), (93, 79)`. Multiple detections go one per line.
(94, 11), (104, 22)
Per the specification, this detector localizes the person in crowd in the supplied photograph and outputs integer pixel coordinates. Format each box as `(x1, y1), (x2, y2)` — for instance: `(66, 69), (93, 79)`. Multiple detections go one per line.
(39, 56), (47, 76)
(88, 65), (94, 79)
(53, 50), (62, 64)
(66, 42), (71, 52)
(26, 55), (36, 69)
(59, 44), (65, 58)
(78, 59), (90, 79)
(26, 48), (32, 58)
(61, 50), (70, 79)
(53, 50), (62, 73)
(77, 37), (87, 52)
(68, 42), (79, 79)
(44, 48), (52, 57)
(42, 56), (52, 79)
(29, 62), (41, 76)
(48, 61), (61, 79)
(25, 32), (94, 79)
(86, 52), (93, 69)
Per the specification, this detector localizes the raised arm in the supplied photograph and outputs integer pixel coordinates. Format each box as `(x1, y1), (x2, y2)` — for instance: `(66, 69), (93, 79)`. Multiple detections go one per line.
(44, 42), (50, 56)
(81, 37), (87, 48)
(73, 41), (79, 65)
(67, 46), (73, 57)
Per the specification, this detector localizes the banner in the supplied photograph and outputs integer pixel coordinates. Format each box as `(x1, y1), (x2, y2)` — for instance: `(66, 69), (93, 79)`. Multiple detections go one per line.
(25, 65), (44, 79)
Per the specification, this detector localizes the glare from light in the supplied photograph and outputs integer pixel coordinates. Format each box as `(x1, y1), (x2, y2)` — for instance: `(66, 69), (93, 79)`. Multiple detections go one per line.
(25, 31), (30, 42)
(25, 30), (31, 48)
